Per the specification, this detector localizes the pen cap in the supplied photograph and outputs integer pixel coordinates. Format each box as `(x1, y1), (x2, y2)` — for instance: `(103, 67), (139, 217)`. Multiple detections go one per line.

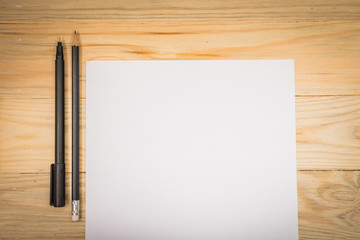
(50, 163), (65, 207)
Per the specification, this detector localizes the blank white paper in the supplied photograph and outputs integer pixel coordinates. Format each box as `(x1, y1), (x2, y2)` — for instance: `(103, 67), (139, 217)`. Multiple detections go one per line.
(86, 60), (298, 240)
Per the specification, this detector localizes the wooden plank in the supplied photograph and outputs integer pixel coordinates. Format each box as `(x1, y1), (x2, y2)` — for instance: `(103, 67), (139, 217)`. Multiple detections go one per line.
(1, 96), (359, 173)
(296, 96), (360, 170)
(0, 98), (86, 173)
(0, 0), (359, 23)
(0, 173), (85, 240)
(0, 20), (359, 98)
(0, 171), (359, 239)
(298, 170), (360, 239)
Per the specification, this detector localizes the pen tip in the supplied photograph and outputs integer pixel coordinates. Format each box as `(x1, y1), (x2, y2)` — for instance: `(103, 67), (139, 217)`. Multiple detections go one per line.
(74, 30), (77, 34)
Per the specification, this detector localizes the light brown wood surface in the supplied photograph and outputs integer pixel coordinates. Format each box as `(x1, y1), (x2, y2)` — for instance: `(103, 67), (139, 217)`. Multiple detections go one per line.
(0, 0), (359, 239)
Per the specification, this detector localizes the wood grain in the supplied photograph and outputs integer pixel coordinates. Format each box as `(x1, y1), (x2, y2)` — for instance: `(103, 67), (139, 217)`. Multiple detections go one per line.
(1, 0), (360, 23)
(0, 171), (359, 239)
(0, 98), (86, 174)
(1, 96), (359, 173)
(1, 0), (360, 239)
(298, 171), (360, 240)
(0, 173), (85, 240)
(0, 21), (360, 98)
(296, 96), (360, 170)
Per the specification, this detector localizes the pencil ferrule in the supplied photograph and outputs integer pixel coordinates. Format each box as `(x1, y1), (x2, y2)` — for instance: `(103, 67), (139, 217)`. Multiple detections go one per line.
(72, 200), (80, 221)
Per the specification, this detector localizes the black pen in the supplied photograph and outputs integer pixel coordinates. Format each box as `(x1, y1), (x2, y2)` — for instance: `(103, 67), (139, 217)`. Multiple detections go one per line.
(50, 39), (65, 207)
(72, 31), (80, 221)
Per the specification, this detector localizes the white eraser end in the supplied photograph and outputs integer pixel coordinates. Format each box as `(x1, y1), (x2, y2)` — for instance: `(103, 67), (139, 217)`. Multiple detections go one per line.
(72, 215), (80, 221)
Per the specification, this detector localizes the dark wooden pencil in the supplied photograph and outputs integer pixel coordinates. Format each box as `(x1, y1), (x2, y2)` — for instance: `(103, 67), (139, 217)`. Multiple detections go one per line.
(72, 30), (80, 221)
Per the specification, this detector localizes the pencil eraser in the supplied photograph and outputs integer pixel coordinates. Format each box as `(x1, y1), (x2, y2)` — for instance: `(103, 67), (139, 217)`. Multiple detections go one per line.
(72, 215), (80, 221)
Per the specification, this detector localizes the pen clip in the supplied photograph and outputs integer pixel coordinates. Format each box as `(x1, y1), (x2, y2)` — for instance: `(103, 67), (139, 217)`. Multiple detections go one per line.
(50, 164), (54, 206)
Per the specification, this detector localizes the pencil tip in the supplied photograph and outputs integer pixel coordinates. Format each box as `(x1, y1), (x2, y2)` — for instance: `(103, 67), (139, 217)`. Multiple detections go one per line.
(72, 31), (79, 46)
(59, 37), (61, 42)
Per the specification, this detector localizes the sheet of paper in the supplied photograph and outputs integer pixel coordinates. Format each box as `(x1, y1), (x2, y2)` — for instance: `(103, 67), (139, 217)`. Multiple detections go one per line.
(86, 60), (298, 240)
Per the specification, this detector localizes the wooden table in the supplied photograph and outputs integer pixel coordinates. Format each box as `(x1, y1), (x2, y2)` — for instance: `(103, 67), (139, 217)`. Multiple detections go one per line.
(0, 0), (359, 239)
